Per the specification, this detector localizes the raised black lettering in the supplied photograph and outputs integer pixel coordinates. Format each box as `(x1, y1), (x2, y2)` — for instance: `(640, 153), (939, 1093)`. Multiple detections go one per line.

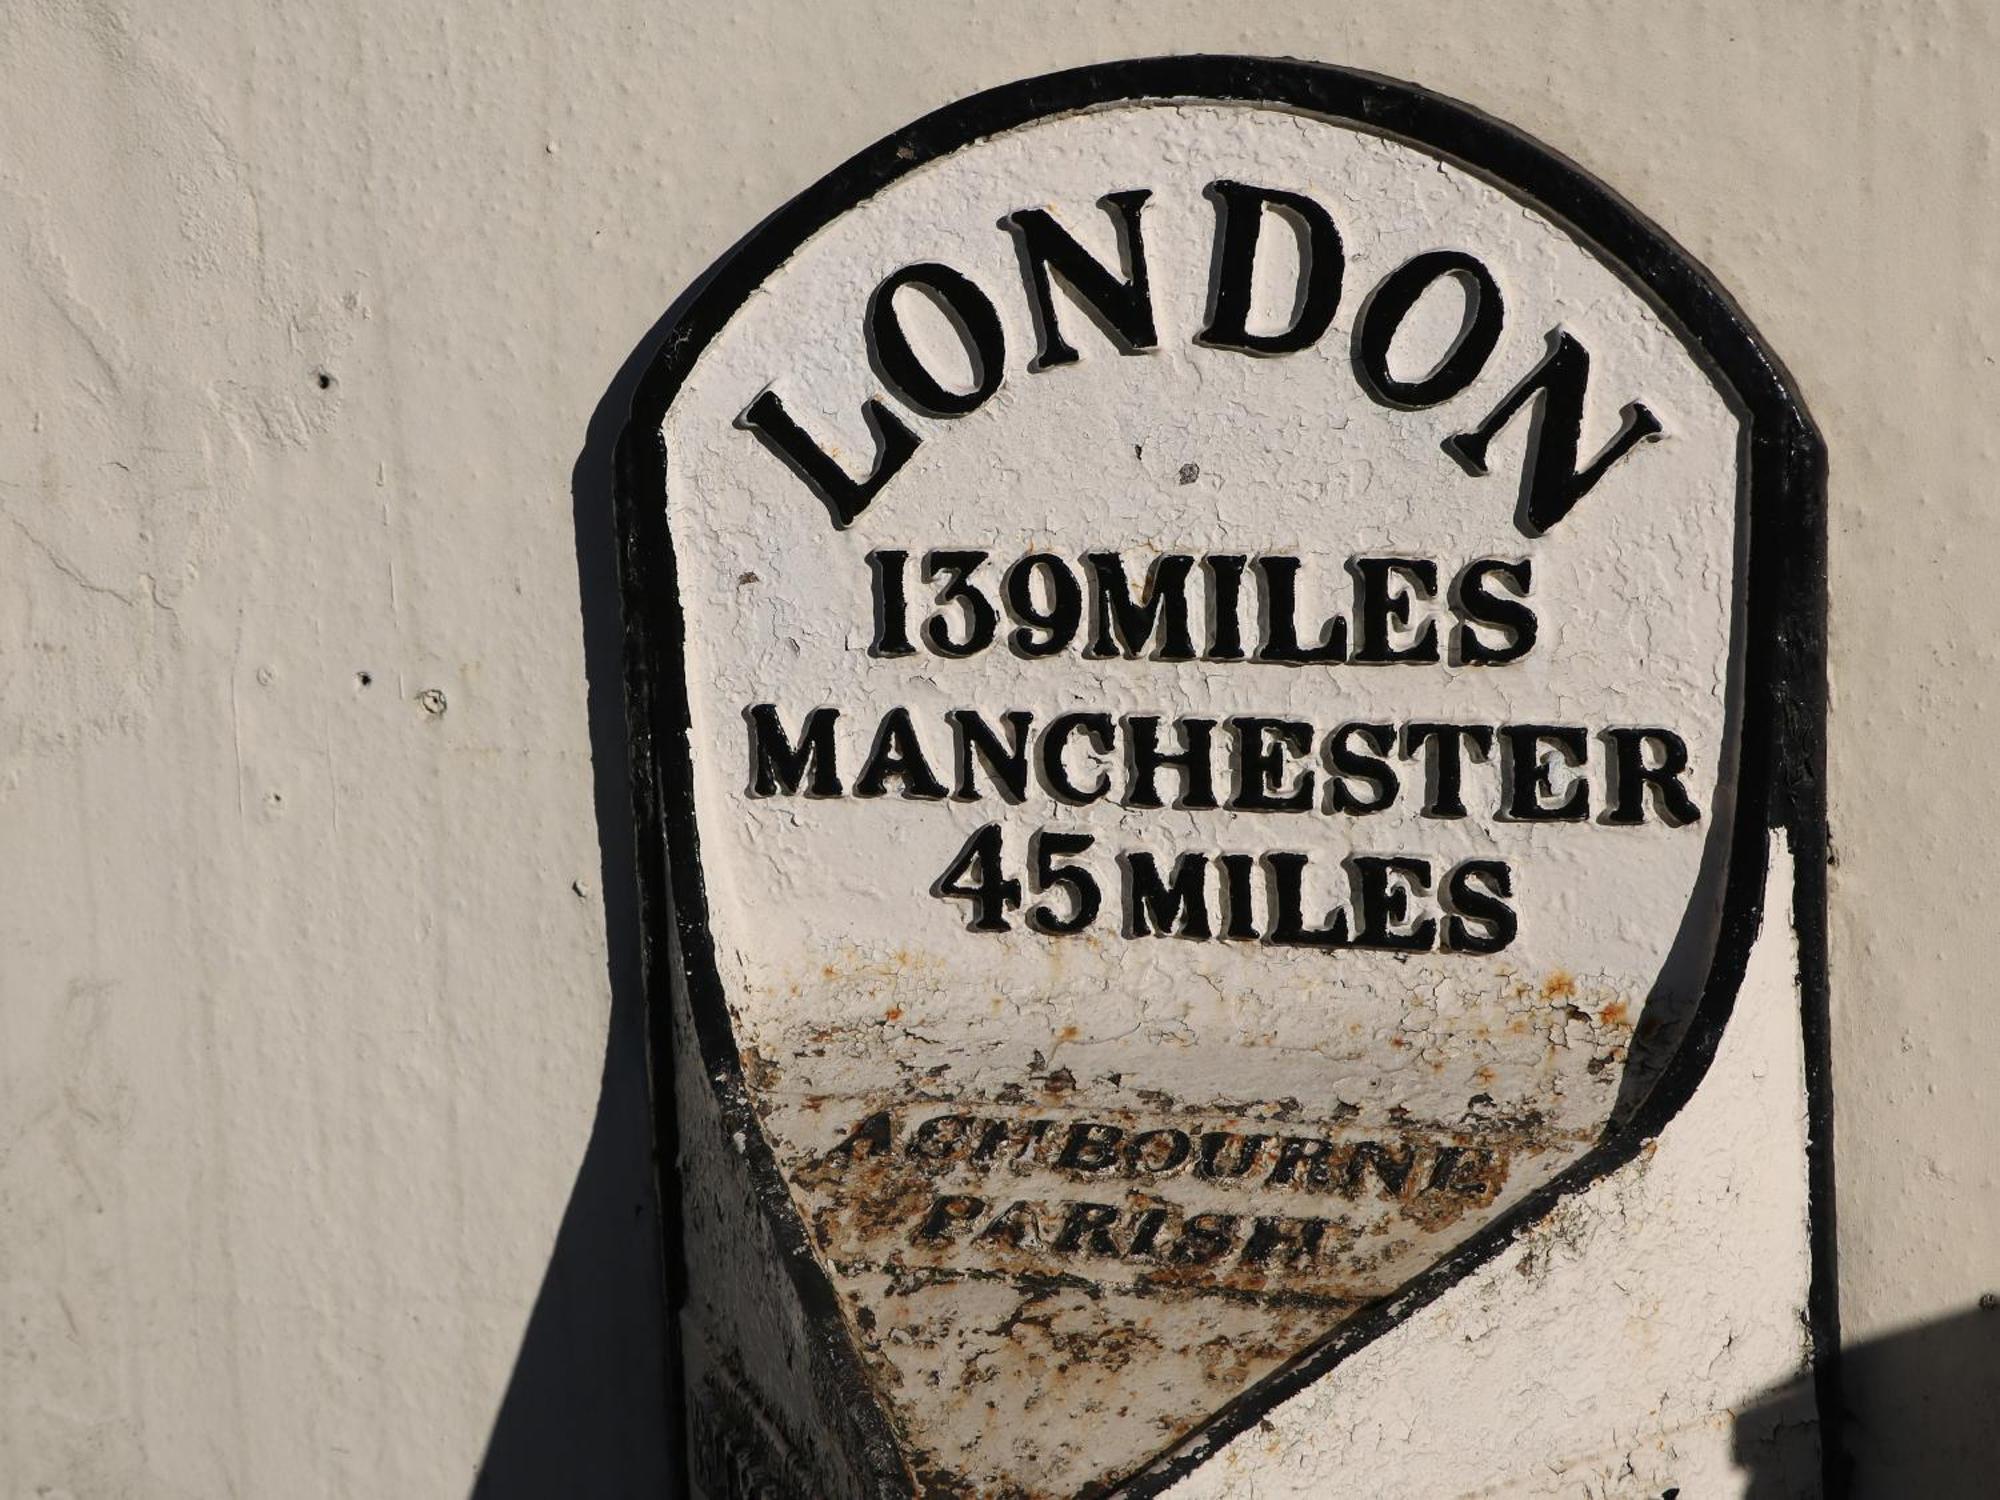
(948, 708), (1034, 802)
(1027, 830), (1101, 937)
(1125, 1129), (1193, 1174)
(1352, 557), (1441, 664)
(1168, 1212), (1240, 1266)
(854, 707), (947, 800)
(1443, 330), (1664, 535)
(746, 704), (841, 797)
(1355, 250), (1504, 408)
(1401, 722), (1495, 819)
(1452, 557), (1537, 665)
(1352, 1141), (1418, 1197)
(1124, 716), (1218, 809)
(1350, 855), (1437, 952)
(913, 1194), (985, 1243)
(1267, 851), (1351, 949)
(1203, 554), (1249, 660)
(1444, 859), (1517, 954)
(1267, 1136), (1340, 1189)
(1198, 180), (1344, 356)
(1004, 553), (1084, 657)
(1123, 851), (1212, 939)
(1053, 1202), (1124, 1256)
(974, 1200), (1045, 1250)
(867, 549), (914, 656)
(1196, 1131), (1270, 1179)
(1127, 1206), (1172, 1257)
(866, 261), (1006, 417)
(1085, 552), (1196, 660)
(1325, 722), (1399, 814)
(1057, 1121), (1125, 1172)
(1002, 190), (1157, 368)
(1240, 1216), (1328, 1268)
(1040, 712), (1115, 805)
(1254, 555), (1347, 664)
(908, 1114), (974, 1161)
(825, 1110), (894, 1162)
(1218, 852), (1260, 941)
(921, 549), (998, 657)
(1228, 717), (1316, 812)
(739, 389), (918, 529)
(1501, 724), (1592, 821)
(1605, 728), (1702, 826)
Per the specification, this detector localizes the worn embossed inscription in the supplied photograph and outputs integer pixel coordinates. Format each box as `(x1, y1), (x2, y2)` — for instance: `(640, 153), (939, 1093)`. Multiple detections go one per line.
(627, 69), (1781, 1499)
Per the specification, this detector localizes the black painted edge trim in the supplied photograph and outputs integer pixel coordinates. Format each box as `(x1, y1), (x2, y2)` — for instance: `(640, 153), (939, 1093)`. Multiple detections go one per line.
(610, 55), (1832, 1498)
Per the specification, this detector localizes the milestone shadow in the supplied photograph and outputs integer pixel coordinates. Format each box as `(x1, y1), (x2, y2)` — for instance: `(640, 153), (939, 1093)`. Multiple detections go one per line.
(1733, 1302), (2000, 1498)
(468, 290), (713, 1498)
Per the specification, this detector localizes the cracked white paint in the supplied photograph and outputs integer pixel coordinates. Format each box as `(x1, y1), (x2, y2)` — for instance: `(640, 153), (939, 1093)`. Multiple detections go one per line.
(1167, 836), (1813, 1497)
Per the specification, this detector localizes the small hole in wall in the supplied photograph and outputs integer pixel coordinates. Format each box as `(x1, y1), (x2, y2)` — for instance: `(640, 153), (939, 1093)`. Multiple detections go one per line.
(316, 370), (334, 390)
(355, 671), (373, 688)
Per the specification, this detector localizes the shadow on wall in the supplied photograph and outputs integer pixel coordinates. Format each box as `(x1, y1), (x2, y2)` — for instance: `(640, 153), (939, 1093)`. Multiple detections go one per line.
(466, 289), (707, 1499)
(1735, 1307), (2000, 1499)
(1732, 1302), (2000, 1500)
(1729, 1362), (1821, 1499)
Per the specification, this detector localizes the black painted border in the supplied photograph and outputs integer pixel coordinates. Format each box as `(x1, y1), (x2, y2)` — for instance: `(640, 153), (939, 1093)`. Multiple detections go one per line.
(611, 56), (1832, 1497)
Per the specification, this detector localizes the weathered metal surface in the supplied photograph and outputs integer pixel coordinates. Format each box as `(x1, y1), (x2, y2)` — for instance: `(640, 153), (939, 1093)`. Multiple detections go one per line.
(619, 59), (1818, 1499)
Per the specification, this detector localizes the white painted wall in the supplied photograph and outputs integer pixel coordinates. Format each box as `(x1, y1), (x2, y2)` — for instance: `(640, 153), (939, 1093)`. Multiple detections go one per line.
(2, 3), (1992, 1495)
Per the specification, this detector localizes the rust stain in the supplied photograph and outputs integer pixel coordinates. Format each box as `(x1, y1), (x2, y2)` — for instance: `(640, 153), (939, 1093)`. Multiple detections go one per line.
(762, 1074), (1596, 1497)
(1540, 970), (1578, 1001)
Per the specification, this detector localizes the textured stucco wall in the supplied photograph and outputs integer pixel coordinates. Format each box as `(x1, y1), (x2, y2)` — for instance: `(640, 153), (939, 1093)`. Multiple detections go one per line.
(2, 2), (1993, 1496)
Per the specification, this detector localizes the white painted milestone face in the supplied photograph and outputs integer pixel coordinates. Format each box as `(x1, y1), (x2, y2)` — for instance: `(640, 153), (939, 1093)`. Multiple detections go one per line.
(655, 101), (1741, 1497)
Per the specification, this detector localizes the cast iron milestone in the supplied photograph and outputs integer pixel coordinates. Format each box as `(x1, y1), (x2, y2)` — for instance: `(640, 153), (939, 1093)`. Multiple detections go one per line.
(614, 58), (1824, 1500)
